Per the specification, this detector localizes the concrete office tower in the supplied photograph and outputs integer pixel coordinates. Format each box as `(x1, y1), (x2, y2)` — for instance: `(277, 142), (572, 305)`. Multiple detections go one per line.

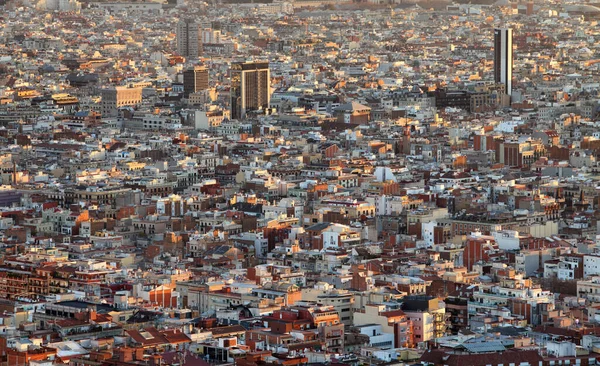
(201, 29), (222, 44)
(100, 87), (142, 117)
(46, 0), (81, 11)
(526, 1), (533, 15)
(230, 61), (270, 120)
(494, 28), (513, 96)
(177, 19), (200, 58)
(183, 66), (209, 98)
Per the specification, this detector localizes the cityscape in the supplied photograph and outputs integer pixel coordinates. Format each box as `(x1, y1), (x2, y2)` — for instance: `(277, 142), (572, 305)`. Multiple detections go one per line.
(0, 0), (600, 365)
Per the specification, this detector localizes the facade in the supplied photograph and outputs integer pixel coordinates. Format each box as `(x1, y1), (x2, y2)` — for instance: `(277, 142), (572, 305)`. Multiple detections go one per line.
(334, 102), (371, 124)
(177, 19), (200, 58)
(353, 304), (414, 348)
(100, 87), (142, 117)
(183, 66), (209, 98)
(354, 324), (394, 349)
(401, 296), (447, 345)
(230, 61), (270, 120)
(468, 277), (554, 326)
(494, 28), (513, 96)
(301, 283), (355, 326)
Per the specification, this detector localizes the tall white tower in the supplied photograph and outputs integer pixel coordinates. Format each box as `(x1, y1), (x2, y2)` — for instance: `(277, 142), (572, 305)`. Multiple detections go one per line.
(494, 28), (513, 96)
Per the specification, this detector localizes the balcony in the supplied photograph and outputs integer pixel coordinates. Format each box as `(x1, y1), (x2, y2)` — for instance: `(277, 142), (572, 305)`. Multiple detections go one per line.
(467, 301), (498, 314)
(326, 330), (343, 338)
(433, 313), (445, 322)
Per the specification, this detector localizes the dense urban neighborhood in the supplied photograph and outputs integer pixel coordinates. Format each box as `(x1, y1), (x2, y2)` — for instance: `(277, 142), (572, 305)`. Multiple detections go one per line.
(1, 0), (600, 365)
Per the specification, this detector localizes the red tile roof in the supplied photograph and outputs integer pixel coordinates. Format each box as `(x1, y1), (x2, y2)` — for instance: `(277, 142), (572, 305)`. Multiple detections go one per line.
(162, 329), (192, 344)
(126, 327), (168, 346)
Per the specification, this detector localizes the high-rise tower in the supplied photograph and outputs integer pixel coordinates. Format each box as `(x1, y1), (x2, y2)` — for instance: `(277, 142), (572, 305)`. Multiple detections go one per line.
(183, 66), (209, 97)
(177, 19), (200, 58)
(230, 61), (270, 120)
(494, 28), (513, 96)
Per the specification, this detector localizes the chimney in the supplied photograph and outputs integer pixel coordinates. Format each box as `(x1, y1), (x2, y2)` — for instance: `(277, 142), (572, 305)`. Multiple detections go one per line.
(148, 354), (162, 366)
(74, 311), (86, 321)
(87, 304), (97, 321)
(134, 347), (144, 361)
(118, 348), (134, 363)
